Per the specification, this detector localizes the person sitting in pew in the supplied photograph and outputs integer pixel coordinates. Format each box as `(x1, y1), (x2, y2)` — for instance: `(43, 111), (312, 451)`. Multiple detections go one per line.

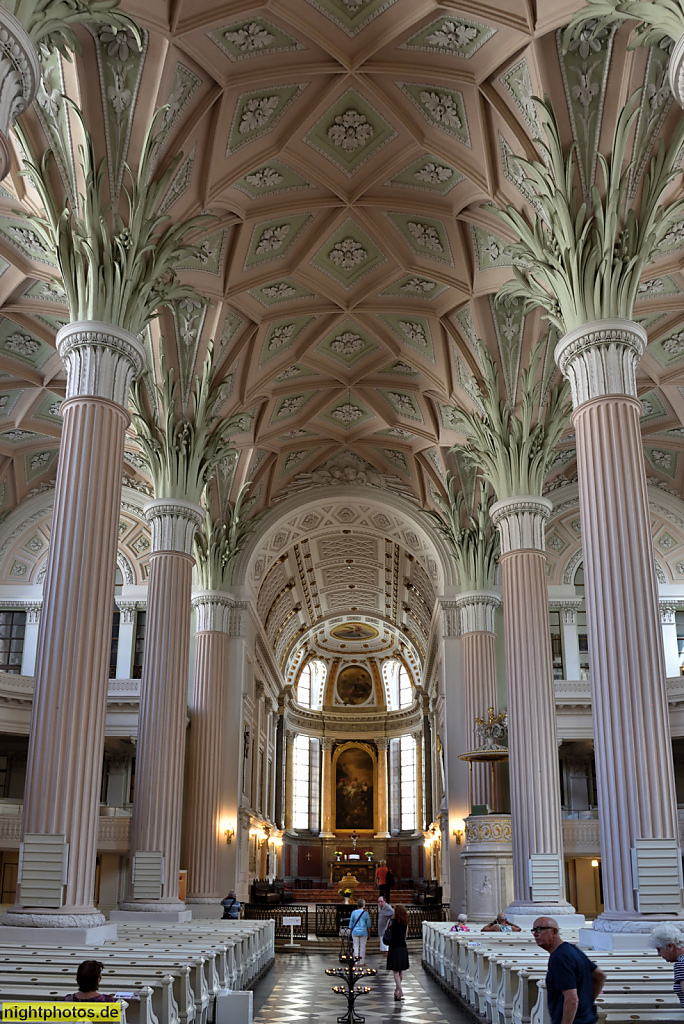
(482, 912), (521, 933)
(649, 923), (684, 1008)
(65, 961), (117, 1002)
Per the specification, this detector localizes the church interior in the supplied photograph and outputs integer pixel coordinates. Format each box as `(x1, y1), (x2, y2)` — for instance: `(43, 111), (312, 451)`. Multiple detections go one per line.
(1, 0), (684, 1019)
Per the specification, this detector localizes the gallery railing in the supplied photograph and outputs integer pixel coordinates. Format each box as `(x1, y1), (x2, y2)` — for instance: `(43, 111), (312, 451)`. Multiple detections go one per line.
(313, 903), (449, 938)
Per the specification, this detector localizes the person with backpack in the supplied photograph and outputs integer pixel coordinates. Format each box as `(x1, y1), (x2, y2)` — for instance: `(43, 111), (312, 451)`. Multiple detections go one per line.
(375, 859), (394, 901)
(349, 898), (371, 964)
(221, 890), (240, 919)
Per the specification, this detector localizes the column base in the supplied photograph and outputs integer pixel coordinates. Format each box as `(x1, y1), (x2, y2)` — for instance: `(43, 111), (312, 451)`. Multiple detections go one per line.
(0, 923), (117, 944)
(319, 831), (335, 839)
(374, 832), (391, 839)
(506, 901), (585, 930)
(186, 898), (222, 920)
(580, 911), (684, 948)
(111, 904), (192, 923)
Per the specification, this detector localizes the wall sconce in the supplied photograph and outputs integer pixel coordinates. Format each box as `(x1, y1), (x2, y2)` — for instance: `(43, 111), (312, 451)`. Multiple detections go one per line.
(452, 818), (465, 845)
(224, 825), (235, 845)
(591, 859), (599, 868)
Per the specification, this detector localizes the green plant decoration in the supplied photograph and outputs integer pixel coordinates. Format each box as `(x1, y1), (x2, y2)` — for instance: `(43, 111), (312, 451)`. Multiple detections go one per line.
(491, 93), (684, 334)
(564, 0), (684, 52)
(194, 485), (264, 591)
(425, 474), (500, 591)
(2, 0), (141, 57)
(130, 345), (233, 506)
(449, 343), (571, 501)
(18, 104), (209, 337)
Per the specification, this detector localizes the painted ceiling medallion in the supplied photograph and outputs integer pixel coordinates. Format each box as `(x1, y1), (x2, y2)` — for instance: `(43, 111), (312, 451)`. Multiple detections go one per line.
(331, 622), (379, 641)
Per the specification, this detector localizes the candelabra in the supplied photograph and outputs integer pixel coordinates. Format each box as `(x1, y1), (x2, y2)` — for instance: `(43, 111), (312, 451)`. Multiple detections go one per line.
(326, 955), (377, 1024)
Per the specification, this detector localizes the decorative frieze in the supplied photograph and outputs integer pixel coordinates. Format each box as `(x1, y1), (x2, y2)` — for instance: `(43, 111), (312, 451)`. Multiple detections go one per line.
(455, 590), (500, 634)
(489, 495), (552, 554)
(56, 321), (146, 407)
(0, 7), (40, 180)
(145, 498), (204, 555)
(554, 319), (646, 408)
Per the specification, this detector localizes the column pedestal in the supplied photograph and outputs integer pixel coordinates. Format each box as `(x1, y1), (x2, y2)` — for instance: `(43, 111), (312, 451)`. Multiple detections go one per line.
(1, 322), (144, 940)
(489, 496), (576, 919)
(556, 319), (683, 935)
(119, 498), (203, 916)
(461, 814), (513, 923)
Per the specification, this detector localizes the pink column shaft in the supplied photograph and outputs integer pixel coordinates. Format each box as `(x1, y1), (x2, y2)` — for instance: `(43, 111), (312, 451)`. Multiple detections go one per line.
(19, 397), (127, 915)
(500, 548), (565, 903)
(128, 549), (193, 902)
(462, 630), (498, 808)
(185, 628), (229, 898)
(574, 395), (678, 916)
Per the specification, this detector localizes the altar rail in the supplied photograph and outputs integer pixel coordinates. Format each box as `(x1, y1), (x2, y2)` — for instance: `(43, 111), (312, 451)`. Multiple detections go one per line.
(314, 903), (450, 938)
(243, 903), (309, 939)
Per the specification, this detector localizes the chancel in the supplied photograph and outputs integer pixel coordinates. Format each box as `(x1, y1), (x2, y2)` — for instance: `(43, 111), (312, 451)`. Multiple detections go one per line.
(0, 0), (683, 1020)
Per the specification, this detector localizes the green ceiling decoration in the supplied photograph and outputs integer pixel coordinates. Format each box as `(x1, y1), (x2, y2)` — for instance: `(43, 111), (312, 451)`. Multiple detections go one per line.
(637, 275), (683, 299)
(34, 51), (77, 208)
(149, 63), (202, 170)
(24, 448), (59, 482)
(639, 389), (668, 423)
(0, 218), (58, 267)
(379, 314), (435, 361)
(656, 218), (684, 258)
(225, 411), (255, 436)
(175, 228), (227, 274)
(379, 360), (419, 377)
(249, 280), (315, 307)
(375, 427), (416, 439)
(0, 320), (53, 369)
(380, 448), (409, 474)
(158, 148), (195, 215)
(628, 41), (674, 199)
(305, 0), (400, 37)
(23, 278), (66, 303)
(244, 213), (313, 269)
(233, 161), (311, 198)
(169, 298), (209, 407)
(438, 403), (460, 431)
(210, 18), (303, 61)
(385, 212), (453, 264)
(281, 447), (322, 477)
(387, 154), (463, 194)
(398, 82), (471, 146)
(452, 305), (480, 348)
(0, 428), (49, 446)
(311, 219), (386, 288)
(489, 294), (525, 403)
(270, 390), (321, 423)
(0, 391), (23, 419)
(217, 309), (245, 363)
(500, 58), (543, 140)
(274, 364), (319, 382)
(499, 134), (544, 217)
(644, 445), (679, 479)
(556, 23), (617, 198)
(381, 275), (447, 299)
(319, 397), (375, 429)
(471, 225), (519, 270)
(260, 316), (316, 365)
(305, 89), (397, 176)
(649, 323), (684, 368)
(32, 393), (64, 425)
(379, 389), (424, 421)
(401, 15), (496, 58)
(316, 320), (379, 366)
(0, 257), (8, 279)
(226, 85), (307, 156)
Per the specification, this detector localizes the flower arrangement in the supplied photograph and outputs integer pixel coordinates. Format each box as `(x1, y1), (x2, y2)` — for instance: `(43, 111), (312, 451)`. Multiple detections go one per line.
(364, 851), (374, 857)
(339, 887), (353, 898)
(334, 850), (343, 857)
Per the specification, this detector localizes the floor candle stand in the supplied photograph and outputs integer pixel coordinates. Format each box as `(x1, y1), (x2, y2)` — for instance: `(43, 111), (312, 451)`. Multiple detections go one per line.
(326, 955), (377, 1024)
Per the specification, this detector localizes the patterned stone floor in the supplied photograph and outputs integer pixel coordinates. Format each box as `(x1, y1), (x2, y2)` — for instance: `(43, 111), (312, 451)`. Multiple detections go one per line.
(253, 952), (472, 1024)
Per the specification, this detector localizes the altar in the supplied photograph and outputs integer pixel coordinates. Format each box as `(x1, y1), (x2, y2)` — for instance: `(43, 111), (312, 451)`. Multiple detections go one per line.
(330, 861), (376, 884)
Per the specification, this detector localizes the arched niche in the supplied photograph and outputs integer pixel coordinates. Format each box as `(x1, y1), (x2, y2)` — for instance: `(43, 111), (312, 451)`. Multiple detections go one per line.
(333, 741), (377, 834)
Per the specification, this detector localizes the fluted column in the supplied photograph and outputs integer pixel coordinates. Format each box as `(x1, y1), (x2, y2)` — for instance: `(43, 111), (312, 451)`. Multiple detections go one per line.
(320, 738), (335, 837)
(120, 497), (203, 914)
(284, 730), (295, 832)
(3, 321), (144, 931)
(489, 496), (569, 912)
(375, 739), (390, 838)
(456, 591), (501, 809)
(184, 591), (232, 904)
(414, 731), (424, 833)
(0, 8), (40, 181)
(556, 319), (682, 928)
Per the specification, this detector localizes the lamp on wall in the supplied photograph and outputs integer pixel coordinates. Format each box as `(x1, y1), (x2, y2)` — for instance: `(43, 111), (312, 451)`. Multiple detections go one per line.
(224, 825), (235, 845)
(452, 818), (465, 845)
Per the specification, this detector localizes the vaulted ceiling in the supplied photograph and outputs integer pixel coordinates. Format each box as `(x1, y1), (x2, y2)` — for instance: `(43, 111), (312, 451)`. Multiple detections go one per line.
(0, 0), (682, 527)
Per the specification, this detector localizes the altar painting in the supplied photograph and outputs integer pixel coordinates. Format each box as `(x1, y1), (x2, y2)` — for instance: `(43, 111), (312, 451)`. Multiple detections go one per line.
(335, 746), (374, 830)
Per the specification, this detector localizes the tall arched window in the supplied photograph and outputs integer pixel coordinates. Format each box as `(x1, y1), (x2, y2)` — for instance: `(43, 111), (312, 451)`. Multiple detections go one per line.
(383, 659), (413, 710)
(400, 734), (417, 831)
(292, 734), (311, 829)
(296, 659), (327, 709)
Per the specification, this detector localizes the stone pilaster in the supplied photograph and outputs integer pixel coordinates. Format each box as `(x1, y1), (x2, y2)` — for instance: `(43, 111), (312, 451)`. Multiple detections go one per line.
(489, 495), (570, 913)
(119, 498), (203, 917)
(320, 737), (335, 837)
(3, 321), (144, 932)
(414, 730), (424, 833)
(556, 318), (683, 929)
(375, 738), (390, 838)
(284, 730), (295, 832)
(185, 591), (233, 904)
(0, 7), (40, 181)
(456, 591), (501, 809)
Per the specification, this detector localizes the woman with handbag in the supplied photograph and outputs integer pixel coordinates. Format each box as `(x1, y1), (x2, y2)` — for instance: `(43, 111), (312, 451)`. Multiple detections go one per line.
(384, 903), (409, 1000)
(349, 897), (371, 964)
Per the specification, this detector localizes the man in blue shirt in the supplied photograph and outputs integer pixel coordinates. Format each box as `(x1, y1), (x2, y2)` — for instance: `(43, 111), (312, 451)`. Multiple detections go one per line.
(532, 917), (605, 1024)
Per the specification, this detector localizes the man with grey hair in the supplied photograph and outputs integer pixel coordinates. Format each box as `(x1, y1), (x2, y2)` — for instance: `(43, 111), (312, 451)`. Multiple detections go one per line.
(533, 916), (605, 1024)
(649, 923), (684, 1008)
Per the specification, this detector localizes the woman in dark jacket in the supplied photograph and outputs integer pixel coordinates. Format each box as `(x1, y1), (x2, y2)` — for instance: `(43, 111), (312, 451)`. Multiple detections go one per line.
(385, 903), (409, 1000)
